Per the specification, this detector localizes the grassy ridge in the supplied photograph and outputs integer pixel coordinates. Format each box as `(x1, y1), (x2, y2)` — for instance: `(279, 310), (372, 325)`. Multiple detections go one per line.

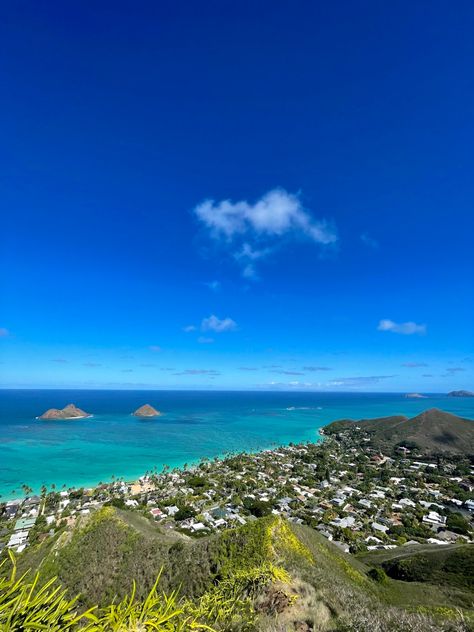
(323, 408), (474, 455)
(5, 508), (474, 631)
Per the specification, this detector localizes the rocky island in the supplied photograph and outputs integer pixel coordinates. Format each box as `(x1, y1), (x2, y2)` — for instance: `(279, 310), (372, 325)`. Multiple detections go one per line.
(448, 390), (474, 397)
(132, 404), (161, 418)
(38, 403), (91, 420)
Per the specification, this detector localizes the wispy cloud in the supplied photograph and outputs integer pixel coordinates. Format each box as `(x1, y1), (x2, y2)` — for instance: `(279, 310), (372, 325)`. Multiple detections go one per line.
(378, 319), (426, 335)
(173, 369), (221, 376)
(263, 375), (395, 390)
(201, 314), (237, 333)
(234, 243), (272, 280)
(445, 367), (466, 374)
(0, 328), (9, 337)
(52, 357), (68, 363)
(149, 345), (162, 352)
(302, 366), (332, 372)
(140, 363), (156, 367)
(271, 369), (305, 376)
(328, 375), (396, 387)
(183, 325), (197, 332)
(239, 367), (258, 371)
(360, 232), (379, 249)
(401, 362), (428, 368)
(197, 336), (214, 344)
(121, 368), (133, 373)
(204, 280), (221, 292)
(83, 362), (102, 367)
(194, 188), (337, 278)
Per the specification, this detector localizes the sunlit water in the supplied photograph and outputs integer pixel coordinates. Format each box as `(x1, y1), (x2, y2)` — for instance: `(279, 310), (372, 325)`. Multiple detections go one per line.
(1, 389), (473, 499)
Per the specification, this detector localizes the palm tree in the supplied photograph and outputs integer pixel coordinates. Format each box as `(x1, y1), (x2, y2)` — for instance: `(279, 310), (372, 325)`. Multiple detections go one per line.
(22, 484), (33, 497)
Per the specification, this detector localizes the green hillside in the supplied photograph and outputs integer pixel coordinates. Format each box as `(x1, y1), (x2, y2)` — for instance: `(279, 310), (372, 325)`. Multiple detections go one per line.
(5, 507), (472, 631)
(360, 543), (474, 590)
(323, 407), (474, 455)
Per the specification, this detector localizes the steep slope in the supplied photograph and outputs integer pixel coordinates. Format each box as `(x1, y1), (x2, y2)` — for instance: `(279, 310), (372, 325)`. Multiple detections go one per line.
(324, 408), (474, 455)
(11, 508), (473, 631)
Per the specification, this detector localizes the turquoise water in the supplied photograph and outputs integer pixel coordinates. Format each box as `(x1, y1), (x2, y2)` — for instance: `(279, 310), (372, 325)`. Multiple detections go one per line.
(1, 390), (473, 499)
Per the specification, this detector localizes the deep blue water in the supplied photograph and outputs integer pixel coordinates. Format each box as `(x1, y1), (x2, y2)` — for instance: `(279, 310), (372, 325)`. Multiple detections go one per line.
(0, 390), (473, 499)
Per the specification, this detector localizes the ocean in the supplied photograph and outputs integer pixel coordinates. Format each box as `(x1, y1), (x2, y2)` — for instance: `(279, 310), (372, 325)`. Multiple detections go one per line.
(1, 389), (473, 499)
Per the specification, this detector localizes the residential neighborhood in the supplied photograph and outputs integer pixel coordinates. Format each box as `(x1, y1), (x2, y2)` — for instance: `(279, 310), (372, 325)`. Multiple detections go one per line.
(1, 427), (473, 558)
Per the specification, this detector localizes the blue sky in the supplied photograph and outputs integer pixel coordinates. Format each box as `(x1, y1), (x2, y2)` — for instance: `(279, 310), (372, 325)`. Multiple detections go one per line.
(1, 1), (473, 391)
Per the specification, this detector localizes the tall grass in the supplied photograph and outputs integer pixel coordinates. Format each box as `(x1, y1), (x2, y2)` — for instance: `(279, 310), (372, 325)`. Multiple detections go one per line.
(0, 552), (213, 631)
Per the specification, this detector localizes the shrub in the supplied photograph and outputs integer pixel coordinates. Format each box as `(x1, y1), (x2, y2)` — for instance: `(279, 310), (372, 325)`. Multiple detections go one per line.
(446, 512), (470, 535)
(368, 566), (388, 583)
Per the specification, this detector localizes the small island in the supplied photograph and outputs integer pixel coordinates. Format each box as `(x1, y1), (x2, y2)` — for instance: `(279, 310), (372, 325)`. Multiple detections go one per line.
(405, 393), (427, 399)
(132, 404), (161, 418)
(38, 403), (91, 420)
(448, 390), (474, 398)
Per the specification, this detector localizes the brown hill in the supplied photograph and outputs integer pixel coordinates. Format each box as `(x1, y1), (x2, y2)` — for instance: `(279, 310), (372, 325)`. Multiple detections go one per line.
(132, 404), (161, 418)
(39, 403), (91, 420)
(324, 408), (474, 455)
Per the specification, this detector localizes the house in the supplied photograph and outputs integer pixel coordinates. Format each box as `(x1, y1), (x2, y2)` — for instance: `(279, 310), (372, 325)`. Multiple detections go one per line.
(4, 500), (21, 519)
(7, 530), (29, 550)
(365, 536), (383, 544)
(465, 500), (474, 513)
(330, 516), (356, 529)
(191, 522), (207, 532)
(150, 508), (164, 519)
(211, 507), (229, 520)
(23, 495), (41, 508)
(422, 511), (446, 527)
(371, 522), (389, 534)
(399, 498), (416, 508)
(332, 541), (350, 553)
(14, 517), (36, 532)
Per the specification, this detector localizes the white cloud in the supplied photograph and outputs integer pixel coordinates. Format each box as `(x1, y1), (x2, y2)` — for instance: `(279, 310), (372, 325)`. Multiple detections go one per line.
(204, 280), (221, 292)
(377, 319), (426, 335)
(401, 362), (428, 367)
(194, 188), (337, 278)
(149, 345), (162, 352)
(201, 314), (237, 333)
(0, 328), (9, 337)
(327, 375), (396, 387)
(197, 336), (214, 344)
(234, 243), (271, 280)
(360, 232), (379, 249)
(195, 189), (336, 242)
(174, 369), (220, 376)
(183, 325), (197, 332)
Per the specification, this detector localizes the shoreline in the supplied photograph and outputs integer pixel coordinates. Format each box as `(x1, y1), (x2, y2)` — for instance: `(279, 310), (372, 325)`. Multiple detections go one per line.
(1, 428), (327, 503)
(35, 414), (93, 420)
(2, 394), (474, 503)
